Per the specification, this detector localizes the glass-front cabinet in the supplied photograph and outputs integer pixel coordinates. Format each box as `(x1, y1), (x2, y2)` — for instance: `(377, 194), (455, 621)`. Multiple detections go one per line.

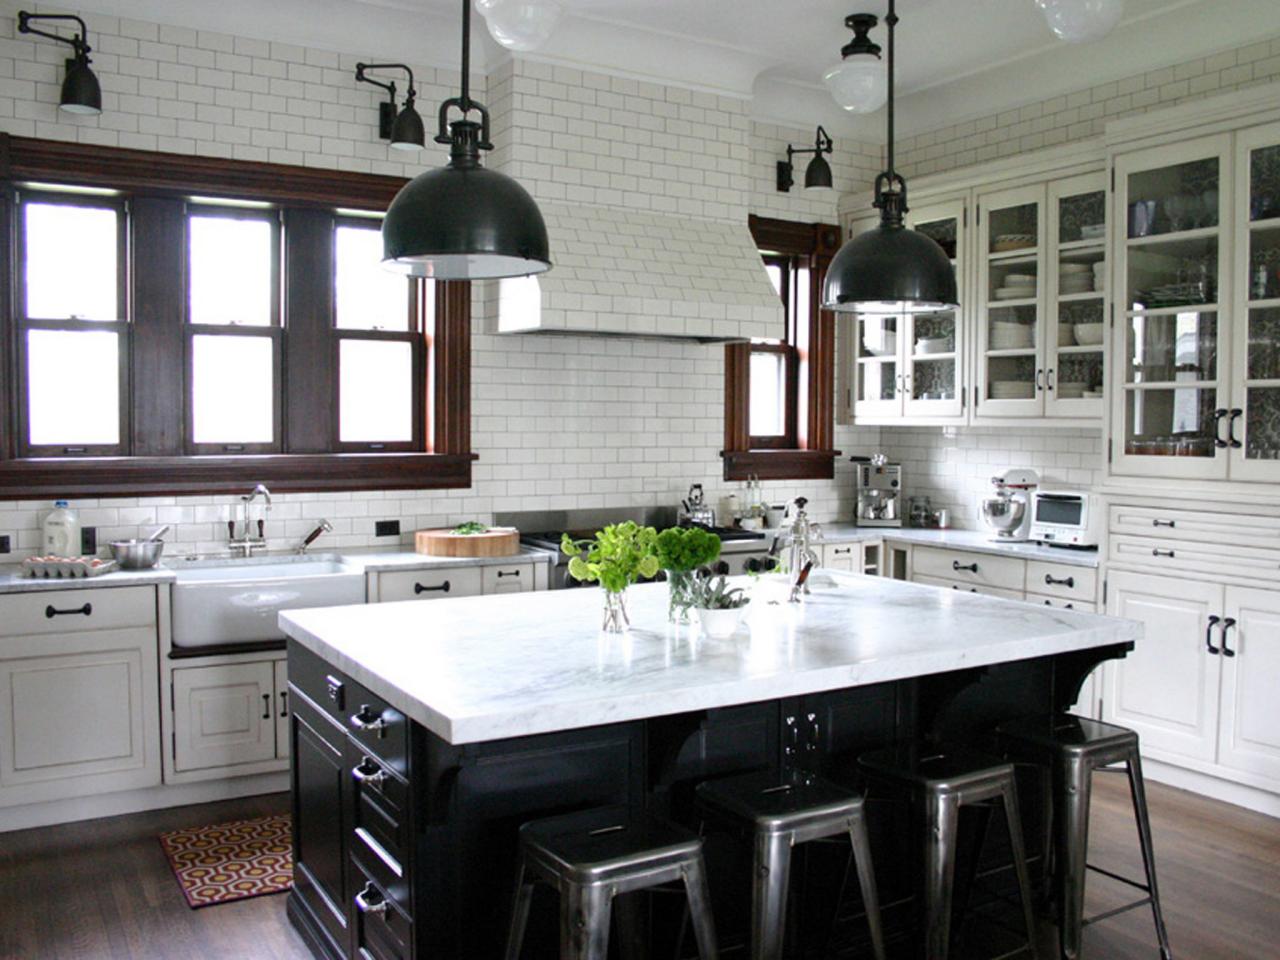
(1047, 173), (1107, 419)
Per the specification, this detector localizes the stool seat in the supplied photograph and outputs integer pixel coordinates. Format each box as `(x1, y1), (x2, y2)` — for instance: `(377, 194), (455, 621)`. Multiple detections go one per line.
(520, 806), (702, 886)
(697, 769), (864, 835)
(996, 714), (1137, 755)
(858, 743), (1016, 795)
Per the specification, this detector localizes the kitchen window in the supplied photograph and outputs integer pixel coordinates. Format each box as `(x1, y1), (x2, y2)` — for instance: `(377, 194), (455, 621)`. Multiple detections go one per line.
(0, 134), (474, 497)
(723, 215), (841, 481)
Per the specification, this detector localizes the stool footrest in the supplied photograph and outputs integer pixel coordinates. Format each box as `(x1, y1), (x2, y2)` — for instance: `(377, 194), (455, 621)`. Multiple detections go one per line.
(1087, 862), (1153, 893)
(1083, 896), (1154, 927)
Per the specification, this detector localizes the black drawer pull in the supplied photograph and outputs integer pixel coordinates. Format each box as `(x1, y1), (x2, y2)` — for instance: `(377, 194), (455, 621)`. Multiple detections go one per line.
(1221, 617), (1237, 658)
(1152, 519), (1176, 528)
(953, 561), (979, 573)
(497, 569), (521, 578)
(1206, 615), (1221, 655)
(415, 580), (450, 594)
(45, 602), (92, 619)
(1152, 548), (1175, 558)
(1044, 574), (1075, 588)
(261, 693), (271, 720)
(279, 690), (288, 718)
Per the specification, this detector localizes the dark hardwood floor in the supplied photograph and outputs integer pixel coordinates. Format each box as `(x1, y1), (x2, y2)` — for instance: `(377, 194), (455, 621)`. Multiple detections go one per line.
(0, 777), (1276, 959)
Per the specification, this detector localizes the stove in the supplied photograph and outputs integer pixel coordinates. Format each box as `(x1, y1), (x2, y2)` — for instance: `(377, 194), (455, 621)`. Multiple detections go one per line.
(498, 509), (778, 589)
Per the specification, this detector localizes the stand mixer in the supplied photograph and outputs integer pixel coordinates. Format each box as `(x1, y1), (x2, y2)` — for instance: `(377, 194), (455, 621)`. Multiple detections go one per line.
(981, 469), (1040, 542)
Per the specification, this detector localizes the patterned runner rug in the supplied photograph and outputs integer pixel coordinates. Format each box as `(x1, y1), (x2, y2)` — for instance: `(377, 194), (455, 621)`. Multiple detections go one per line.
(159, 813), (293, 908)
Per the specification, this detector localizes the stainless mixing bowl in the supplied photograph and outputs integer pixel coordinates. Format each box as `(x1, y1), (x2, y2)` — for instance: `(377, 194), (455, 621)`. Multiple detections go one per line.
(108, 539), (166, 569)
(981, 495), (1025, 536)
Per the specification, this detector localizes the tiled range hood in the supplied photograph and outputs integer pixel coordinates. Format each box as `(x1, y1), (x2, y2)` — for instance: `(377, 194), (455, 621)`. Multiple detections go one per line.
(494, 202), (783, 342)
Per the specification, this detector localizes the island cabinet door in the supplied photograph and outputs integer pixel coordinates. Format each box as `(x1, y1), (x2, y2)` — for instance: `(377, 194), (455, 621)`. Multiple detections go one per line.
(289, 691), (352, 960)
(788, 683), (899, 775)
(1216, 587), (1280, 787)
(1104, 570), (1223, 765)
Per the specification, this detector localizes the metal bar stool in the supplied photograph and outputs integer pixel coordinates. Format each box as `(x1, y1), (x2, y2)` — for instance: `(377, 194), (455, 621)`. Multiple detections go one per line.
(858, 743), (1041, 960)
(695, 769), (887, 960)
(996, 714), (1173, 960)
(503, 805), (718, 960)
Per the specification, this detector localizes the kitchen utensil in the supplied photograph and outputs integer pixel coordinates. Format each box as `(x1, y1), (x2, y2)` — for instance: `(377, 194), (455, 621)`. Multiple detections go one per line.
(109, 538), (166, 569)
(1073, 322), (1105, 345)
(147, 524), (171, 542)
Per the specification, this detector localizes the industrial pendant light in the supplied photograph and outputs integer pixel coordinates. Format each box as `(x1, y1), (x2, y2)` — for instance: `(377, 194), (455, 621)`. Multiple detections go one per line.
(17, 11), (102, 115)
(822, 1), (957, 315)
(381, 0), (551, 280)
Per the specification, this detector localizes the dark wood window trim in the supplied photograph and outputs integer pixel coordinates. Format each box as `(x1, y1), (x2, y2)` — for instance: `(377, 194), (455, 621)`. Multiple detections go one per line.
(723, 215), (842, 482)
(0, 134), (474, 498)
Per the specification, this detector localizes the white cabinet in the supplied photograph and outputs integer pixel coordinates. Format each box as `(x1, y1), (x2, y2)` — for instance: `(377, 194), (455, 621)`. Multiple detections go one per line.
(0, 587), (160, 808)
(1217, 587), (1280, 784)
(171, 658), (289, 774)
(374, 566), (483, 603)
(482, 561), (535, 594)
(822, 542), (862, 572)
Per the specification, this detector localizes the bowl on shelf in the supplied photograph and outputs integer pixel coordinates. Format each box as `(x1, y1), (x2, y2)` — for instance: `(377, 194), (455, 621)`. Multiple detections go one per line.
(862, 330), (898, 357)
(1060, 276), (1095, 294)
(995, 287), (1036, 300)
(1073, 322), (1105, 346)
(1059, 263), (1091, 274)
(1004, 273), (1037, 285)
(1081, 223), (1106, 240)
(916, 337), (952, 355)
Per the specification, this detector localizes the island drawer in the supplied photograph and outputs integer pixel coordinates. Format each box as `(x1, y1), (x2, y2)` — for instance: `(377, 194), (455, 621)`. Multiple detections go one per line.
(912, 547), (1024, 591)
(482, 562), (534, 594)
(349, 743), (410, 872)
(1025, 561), (1096, 603)
(0, 585), (156, 637)
(913, 575), (1024, 602)
(375, 567), (482, 603)
(350, 855), (413, 960)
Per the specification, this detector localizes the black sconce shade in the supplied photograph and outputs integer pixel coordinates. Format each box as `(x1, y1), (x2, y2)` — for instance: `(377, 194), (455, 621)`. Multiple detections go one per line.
(777, 126), (834, 192)
(18, 11), (101, 115)
(356, 62), (426, 151)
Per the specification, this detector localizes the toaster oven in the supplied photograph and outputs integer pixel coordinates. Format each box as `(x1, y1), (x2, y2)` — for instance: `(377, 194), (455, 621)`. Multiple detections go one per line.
(1029, 490), (1101, 548)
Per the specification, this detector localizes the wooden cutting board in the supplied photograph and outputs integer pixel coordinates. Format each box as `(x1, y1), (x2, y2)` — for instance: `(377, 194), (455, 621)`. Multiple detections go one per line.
(414, 527), (521, 558)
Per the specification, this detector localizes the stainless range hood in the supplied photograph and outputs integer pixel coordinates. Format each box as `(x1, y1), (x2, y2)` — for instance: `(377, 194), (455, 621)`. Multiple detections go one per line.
(494, 201), (783, 342)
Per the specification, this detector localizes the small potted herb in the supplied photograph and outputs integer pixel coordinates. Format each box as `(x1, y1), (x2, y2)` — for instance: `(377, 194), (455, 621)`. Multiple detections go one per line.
(561, 522), (659, 633)
(655, 526), (722, 623)
(689, 575), (750, 638)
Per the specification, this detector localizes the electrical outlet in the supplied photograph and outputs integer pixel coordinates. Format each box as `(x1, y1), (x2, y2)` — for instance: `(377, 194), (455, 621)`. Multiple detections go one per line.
(375, 520), (400, 538)
(81, 526), (97, 555)
(0, 534), (11, 554)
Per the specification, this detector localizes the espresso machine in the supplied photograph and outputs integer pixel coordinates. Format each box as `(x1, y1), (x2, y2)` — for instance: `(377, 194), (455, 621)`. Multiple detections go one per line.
(852, 455), (903, 527)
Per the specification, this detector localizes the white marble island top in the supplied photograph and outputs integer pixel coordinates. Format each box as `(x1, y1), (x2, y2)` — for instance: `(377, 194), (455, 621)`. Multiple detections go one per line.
(280, 572), (1139, 746)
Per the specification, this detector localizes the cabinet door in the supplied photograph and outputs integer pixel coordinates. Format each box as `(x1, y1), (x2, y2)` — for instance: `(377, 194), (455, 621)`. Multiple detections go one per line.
(1111, 133), (1232, 479)
(482, 562), (534, 594)
(1217, 586), (1280, 785)
(172, 661), (277, 772)
(1104, 570), (1222, 763)
(1046, 172), (1107, 419)
(1229, 122), (1280, 481)
(0, 627), (160, 806)
(854, 313), (904, 420)
(904, 197), (967, 420)
(976, 183), (1047, 417)
(274, 660), (290, 761)
(822, 542), (862, 572)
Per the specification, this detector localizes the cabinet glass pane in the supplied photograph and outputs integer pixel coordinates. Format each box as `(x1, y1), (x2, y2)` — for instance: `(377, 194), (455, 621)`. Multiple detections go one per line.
(1127, 236), (1217, 309)
(1245, 388), (1280, 461)
(910, 313), (955, 402)
(1057, 301), (1105, 396)
(24, 203), (118, 321)
(1124, 388), (1218, 458)
(191, 334), (274, 444)
(858, 360), (897, 403)
(339, 340), (413, 443)
(988, 203), (1037, 254)
(916, 217), (957, 260)
(989, 304), (1037, 351)
(188, 215), (274, 326)
(26, 329), (119, 446)
(1247, 224), (1280, 302)
(988, 355), (1036, 400)
(990, 261), (1037, 301)
(335, 225), (413, 331)
(1058, 190), (1105, 244)
(1249, 144), (1280, 222)
(1247, 308), (1280, 381)
(1125, 312), (1216, 384)
(859, 315), (898, 357)
(1126, 157), (1218, 238)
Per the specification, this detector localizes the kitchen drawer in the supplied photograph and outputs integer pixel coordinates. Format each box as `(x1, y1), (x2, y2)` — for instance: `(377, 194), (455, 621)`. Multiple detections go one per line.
(375, 566), (482, 603)
(1110, 505), (1280, 551)
(1109, 535), (1280, 582)
(913, 575), (1024, 602)
(290, 648), (407, 775)
(1025, 561), (1097, 604)
(0, 585), (155, 638)
(822, 543), (862, 572)
(1025, 592), (1097, 613)
(912, 546), (1024, 592)
(482, 561), (534, 594)
(348, 742), (410, 876)
(350, 855), (412, 960)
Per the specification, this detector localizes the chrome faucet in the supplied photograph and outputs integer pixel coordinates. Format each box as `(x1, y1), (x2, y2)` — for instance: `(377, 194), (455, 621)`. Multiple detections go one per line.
(298, 519), (332, 554)
(228, 484), (271, 557)
(783, 497), (821, 602)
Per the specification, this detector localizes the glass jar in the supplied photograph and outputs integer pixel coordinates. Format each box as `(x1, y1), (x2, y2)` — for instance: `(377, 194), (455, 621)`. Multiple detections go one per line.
(666, 569), (695, 624)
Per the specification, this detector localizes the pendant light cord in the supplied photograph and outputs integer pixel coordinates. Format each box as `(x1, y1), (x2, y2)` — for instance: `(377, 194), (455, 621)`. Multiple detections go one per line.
(885, 0), (896, 187)
(460, 0), (472, 112)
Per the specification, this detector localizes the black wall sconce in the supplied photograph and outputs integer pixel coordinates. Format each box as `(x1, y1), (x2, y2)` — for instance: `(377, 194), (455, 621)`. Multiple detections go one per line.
(355, 62), (425, 151)
(17, 11), (101, 115)
(777, 126), (834, 192)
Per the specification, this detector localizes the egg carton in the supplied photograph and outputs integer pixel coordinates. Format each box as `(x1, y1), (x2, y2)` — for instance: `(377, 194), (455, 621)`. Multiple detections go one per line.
(22, 556), (118, 578)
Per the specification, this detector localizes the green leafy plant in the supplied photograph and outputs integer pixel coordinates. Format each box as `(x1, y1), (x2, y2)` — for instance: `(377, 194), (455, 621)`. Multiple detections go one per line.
(451, 521), (489, 535)
(654, 526), (721, 573)
(689, 575), (750, 610)
(561, 522), (660, 594)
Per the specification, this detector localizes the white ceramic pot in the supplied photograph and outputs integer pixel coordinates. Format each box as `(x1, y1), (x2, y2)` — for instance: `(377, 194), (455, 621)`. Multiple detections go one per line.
(695, 605), (746, 639)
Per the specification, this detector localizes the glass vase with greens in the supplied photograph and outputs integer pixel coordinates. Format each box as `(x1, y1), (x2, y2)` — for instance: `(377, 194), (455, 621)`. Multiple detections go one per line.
(561, 522), (660, 633)
(655, 527), (722, 623)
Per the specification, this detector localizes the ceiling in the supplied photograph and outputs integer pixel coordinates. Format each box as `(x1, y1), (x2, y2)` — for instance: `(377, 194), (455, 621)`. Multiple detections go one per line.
(67, 0), (1280, 137)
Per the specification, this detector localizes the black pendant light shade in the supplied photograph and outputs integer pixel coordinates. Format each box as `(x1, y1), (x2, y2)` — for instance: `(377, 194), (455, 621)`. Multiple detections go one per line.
(18, 11), (102, 115)
(381, 0), (551, 280)
(822, 3), (957, 314)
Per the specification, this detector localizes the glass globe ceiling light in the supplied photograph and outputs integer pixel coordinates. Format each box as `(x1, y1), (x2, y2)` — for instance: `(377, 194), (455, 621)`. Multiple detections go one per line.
(1036, 0), (1124, 43)
(823, 13), (888, 113)
(475, 0), (563, 52)
(822, 1), (958, 316)
(381, 0), (551, 279)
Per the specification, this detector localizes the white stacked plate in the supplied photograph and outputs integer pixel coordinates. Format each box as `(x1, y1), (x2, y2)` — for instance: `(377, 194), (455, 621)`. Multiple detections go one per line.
(991, 380), (1035, 400)
(1056, 381), (1087, 399)
(1057, 324), (1075, 346)
(1060, 275), (1095, 294)
(916, 337), (952, 355)
(1059, 263), (1091, 275)
(990, 322), (1035, 350)
(1081, 223), (1106, 241)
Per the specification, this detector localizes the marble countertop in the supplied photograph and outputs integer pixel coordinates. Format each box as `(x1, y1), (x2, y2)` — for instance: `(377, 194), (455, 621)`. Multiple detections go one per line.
(0, 566), (178, 594)
(280, 572), (1139, 745)
(817, 525), (1101, 568)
